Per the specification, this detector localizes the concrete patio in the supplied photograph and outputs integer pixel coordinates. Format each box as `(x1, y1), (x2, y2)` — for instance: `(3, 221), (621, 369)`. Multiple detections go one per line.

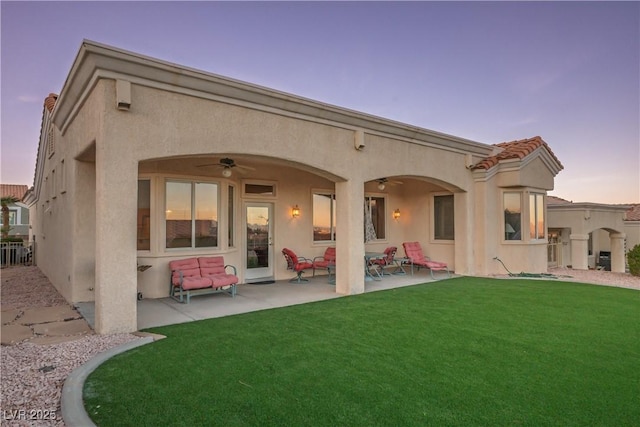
(76, 269), (447, 331)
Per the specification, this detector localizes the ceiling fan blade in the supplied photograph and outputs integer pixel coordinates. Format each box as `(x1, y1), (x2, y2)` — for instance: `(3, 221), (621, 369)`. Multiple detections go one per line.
(235, 164), (256, 171)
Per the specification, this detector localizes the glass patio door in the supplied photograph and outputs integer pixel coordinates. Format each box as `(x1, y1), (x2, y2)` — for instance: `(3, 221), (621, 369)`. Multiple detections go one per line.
(547, 230), (561, 268)
(244, 202), (274, 282)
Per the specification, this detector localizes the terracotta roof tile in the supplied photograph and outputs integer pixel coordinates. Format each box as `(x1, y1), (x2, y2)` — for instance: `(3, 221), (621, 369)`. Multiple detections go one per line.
(625, 204), (640, 221)
(44, 93), (58, 112)
(471, 136), (563, 171)
(0, 184), (29, 200)
(547, 195), (573, 205)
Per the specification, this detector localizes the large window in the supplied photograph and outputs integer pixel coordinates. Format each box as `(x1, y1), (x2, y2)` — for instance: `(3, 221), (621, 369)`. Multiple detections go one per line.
(313, 192), (336, 242)
(137, 180), (151, 251)
(365, 196), (386, 240)
(529, 193), (545, 240)
(434, 195), (454, 240)
(504, 192), (522, 240)
(166, 180), (218, 249)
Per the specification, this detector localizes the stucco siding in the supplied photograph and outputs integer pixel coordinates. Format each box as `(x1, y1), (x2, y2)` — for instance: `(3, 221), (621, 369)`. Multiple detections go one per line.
(625, 222), (640, 251)
(33, 81), (107, 303)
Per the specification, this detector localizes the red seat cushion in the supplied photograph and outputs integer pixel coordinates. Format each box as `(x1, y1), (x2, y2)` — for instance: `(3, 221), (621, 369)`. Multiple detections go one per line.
(313, 247), (336, 268)
(402, 242), (448, 269)
(198, 256), (226, 276)
(170, 258), (205, 287)
(181, 276), (213, 290)
(209, 274), (239, 288)
(295, 261), (314, 272)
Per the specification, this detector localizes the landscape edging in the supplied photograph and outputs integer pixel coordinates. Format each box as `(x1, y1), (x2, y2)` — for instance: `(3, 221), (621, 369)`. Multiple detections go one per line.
(61, 336), (154, 427)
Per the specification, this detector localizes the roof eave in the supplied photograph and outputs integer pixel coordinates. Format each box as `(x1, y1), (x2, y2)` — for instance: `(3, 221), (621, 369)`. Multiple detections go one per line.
(52, 40), (495, 156)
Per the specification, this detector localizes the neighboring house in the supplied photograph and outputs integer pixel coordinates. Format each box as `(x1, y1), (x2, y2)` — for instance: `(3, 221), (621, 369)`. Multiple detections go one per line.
(547, 196), (630, 271)
(25, 40), (563, 334)
(623, 204), (640, 251)
(0, 184), (30, 240)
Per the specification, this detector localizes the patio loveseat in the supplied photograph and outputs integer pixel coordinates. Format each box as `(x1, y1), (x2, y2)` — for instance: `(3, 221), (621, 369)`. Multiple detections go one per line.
(169, 256), (238, 303)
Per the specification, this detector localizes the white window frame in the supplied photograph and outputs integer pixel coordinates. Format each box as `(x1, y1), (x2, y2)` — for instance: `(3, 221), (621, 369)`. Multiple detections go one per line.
(503, 191), (523, 242)
(313, 190), (337, 243)
(529, 192), (546, 241)
(165, 179), (220, 250)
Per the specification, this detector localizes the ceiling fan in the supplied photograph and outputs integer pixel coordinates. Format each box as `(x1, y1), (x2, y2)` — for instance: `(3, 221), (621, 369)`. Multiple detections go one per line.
(375, 178), (403, 190)
(197, 158), (256, 177)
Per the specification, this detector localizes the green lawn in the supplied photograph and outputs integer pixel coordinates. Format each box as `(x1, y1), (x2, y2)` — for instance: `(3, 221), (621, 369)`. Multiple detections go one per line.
(84, 277), (639, 426)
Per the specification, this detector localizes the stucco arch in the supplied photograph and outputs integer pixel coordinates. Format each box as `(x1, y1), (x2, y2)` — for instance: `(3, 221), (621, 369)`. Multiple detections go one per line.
(140, 153), (347, 184)
(587, 226), (623, 235)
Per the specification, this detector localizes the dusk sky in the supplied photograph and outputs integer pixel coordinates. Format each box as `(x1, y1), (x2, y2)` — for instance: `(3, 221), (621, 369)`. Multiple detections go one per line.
(2, 1), (638, 204)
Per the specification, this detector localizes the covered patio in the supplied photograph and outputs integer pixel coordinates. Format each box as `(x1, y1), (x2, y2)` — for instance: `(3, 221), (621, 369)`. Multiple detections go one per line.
(77, 269), (448, 330)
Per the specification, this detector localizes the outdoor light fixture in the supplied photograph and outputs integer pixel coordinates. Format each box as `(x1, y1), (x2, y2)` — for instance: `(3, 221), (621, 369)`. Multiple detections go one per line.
(393, 209), (401, 220)
(292, 205), (300, 218)
(222, 168), (232, 178)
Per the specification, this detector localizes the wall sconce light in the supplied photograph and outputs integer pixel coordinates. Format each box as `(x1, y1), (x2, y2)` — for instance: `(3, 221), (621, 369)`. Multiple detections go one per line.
(393, 209), (401, 220)
(292, 205), (300, 218)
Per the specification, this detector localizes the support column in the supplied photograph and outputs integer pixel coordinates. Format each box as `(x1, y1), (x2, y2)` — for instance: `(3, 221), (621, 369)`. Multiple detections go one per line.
(454, 192), (473, 275)
(610, 232), (626, 273)
(570, 234), (589, 270)
(335, 180), (364, 295)
(94, 143), (138, 334)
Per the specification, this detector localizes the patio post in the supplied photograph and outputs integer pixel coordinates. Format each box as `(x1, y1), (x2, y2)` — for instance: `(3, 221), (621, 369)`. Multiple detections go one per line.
(610, 232), (626, 273)
(569, 234), (589, 270)
(335, 179), (365, 295)
(94, 139), (138, 334)
(454, 192), (473, 275)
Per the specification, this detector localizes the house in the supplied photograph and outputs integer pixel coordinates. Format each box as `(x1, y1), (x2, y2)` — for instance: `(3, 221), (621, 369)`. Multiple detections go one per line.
(547, 196), (630, 271)
(0, 184), (30, 240)
(25, 40), (563, 334)
(623, 204), (640, 251)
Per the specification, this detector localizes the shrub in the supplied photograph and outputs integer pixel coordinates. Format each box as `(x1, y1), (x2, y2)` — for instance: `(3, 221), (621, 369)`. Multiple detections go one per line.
(627, 244), (640, 276)
(0, 236), (24, 243)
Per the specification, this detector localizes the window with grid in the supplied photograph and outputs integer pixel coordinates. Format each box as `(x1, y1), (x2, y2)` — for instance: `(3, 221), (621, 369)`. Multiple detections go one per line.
(165, 180), (219, 249)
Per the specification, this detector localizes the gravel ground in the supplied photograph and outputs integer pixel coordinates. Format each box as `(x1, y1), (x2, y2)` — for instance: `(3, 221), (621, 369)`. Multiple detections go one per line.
(548, 267), (640, 290)
(1, 265), (638, 426)
(1, 267), (141, 426)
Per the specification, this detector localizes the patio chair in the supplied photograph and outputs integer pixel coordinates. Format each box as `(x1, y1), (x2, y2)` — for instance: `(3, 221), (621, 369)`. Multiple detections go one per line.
(312, 247), (336, 277)
(370, 246), (400, 276)
(402, 242), (450, 279)
(282, 248), (314, 283)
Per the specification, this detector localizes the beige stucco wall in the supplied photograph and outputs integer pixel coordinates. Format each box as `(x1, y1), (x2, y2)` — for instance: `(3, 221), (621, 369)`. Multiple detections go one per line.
(624, 222), (640, 251)
(496, 157), (555, 190)
(31, 85), (106, 303)
(473, 166), (552, 275)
